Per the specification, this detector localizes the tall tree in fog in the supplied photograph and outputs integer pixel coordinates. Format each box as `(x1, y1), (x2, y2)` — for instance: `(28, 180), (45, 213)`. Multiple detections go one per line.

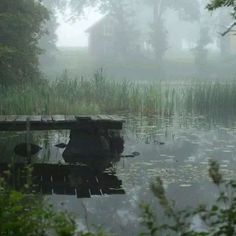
(39, 0), (59, 68)
(194, 26), (212, 76)
(0, 0), (49, 85)
(145, 0), (200, 64)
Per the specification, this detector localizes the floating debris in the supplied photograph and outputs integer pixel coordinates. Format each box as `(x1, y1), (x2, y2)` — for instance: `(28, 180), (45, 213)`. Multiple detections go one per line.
(121, 151), (140, 158)
(55, 143), (67, 148)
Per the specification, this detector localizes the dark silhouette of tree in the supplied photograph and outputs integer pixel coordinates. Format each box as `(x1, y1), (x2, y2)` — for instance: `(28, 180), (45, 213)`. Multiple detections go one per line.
(0, 0), (49, 85)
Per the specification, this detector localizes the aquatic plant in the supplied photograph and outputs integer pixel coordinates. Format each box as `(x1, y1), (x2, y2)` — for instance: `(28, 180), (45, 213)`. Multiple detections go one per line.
(0, 174), (75, 236)
(184, 81), (236, 117)
(140, 160), (236, 236)
(0, 165), (110, 236)
(0, 71), (176, 116)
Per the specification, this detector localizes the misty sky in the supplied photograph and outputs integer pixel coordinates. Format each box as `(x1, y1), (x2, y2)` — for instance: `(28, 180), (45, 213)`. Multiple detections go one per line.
(56, 9), (103, 47)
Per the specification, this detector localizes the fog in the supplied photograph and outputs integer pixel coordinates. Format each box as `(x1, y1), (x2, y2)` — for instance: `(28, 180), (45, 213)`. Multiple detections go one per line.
(2, 1), (236, 235)
(56, 9), (103, 47)
(39, 0), (236, 81)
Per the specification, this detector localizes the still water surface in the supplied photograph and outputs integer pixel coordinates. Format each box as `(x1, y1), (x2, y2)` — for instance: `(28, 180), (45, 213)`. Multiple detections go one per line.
(1, 113), (236, 235)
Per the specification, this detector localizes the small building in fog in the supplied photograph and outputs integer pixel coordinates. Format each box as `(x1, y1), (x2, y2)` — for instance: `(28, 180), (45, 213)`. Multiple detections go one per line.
(86, 15), (115, 58)
(85, 4), (200, 61)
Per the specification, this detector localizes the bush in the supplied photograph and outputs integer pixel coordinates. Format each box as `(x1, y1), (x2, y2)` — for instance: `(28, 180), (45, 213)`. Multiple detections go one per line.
(140, 160), (236, 236)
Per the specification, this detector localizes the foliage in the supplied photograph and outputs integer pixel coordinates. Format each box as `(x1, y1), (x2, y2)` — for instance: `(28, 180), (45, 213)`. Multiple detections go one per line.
(207, 0), (236, 18)
(39, 0), (58, 68)
(140, 160), (236, 235)
(0, 0), (49, 85)
(146, 0), (200, 63)
(0, 175), (76, 236)
(0, 165), (111, 236)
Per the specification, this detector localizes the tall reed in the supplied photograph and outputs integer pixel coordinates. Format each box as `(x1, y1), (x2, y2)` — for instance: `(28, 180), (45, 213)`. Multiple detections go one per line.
(0, 71), (176, 116)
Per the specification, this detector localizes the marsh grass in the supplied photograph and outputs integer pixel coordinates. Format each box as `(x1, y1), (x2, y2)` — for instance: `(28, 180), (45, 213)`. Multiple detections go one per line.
(0, 71), (177, 116)
(185, 81), (236, 116)
(2, 71), (236, 119)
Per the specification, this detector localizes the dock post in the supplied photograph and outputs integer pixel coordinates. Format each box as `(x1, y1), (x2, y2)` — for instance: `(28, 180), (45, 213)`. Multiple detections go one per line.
(26, 117), (31, 164)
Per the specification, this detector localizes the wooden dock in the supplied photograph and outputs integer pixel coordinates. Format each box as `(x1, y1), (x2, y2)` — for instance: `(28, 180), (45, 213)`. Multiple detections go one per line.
(0, 163), (125, 198)
(0, 115), (124, 131)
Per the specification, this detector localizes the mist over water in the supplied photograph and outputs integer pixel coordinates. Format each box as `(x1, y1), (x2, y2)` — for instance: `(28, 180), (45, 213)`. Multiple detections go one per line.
(41, 0), (236, 81)
(2, 0), (236, 235)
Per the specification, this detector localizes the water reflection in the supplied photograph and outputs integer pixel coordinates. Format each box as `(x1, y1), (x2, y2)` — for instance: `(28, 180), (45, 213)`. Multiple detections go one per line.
(0, 163), (125, 198)
(0, 128), (126, 198)
(1, 113), (236, 234)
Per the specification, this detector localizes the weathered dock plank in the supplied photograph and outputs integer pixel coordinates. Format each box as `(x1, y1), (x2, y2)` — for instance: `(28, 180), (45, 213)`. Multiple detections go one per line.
(41, 115), (52, 123)
(65, 115), (76, 122)
(52, 115), (65, 122)
(0, 116), (6, 122)
(30, 116), (42, 122)
(0, 115), (124, 131)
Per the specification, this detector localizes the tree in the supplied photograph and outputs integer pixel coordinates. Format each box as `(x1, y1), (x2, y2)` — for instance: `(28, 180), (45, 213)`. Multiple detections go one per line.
(0, 0), (49, 85)
(143, 0), (200, 64)
(38, 0), (59, 68)
(194, 26), (212, 76)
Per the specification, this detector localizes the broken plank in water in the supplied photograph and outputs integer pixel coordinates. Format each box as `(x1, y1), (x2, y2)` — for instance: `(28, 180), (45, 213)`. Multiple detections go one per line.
(65, 115), (76, 122)
(29, 115), (42, 122)
(16, 116), (28, 122)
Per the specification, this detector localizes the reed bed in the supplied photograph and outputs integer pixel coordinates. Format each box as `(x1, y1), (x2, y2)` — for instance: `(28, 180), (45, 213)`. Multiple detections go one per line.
(2, 72), (236, 118)
(0, 72), (176, 116)
(184, 81), (236, 116)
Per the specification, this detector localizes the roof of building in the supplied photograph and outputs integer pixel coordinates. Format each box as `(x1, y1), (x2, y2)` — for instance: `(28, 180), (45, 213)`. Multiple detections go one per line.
(85, 15), (110, 33)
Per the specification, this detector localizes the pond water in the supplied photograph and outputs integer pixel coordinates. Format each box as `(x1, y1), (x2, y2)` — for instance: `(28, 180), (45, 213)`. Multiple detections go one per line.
(1, 113), (236, 235)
